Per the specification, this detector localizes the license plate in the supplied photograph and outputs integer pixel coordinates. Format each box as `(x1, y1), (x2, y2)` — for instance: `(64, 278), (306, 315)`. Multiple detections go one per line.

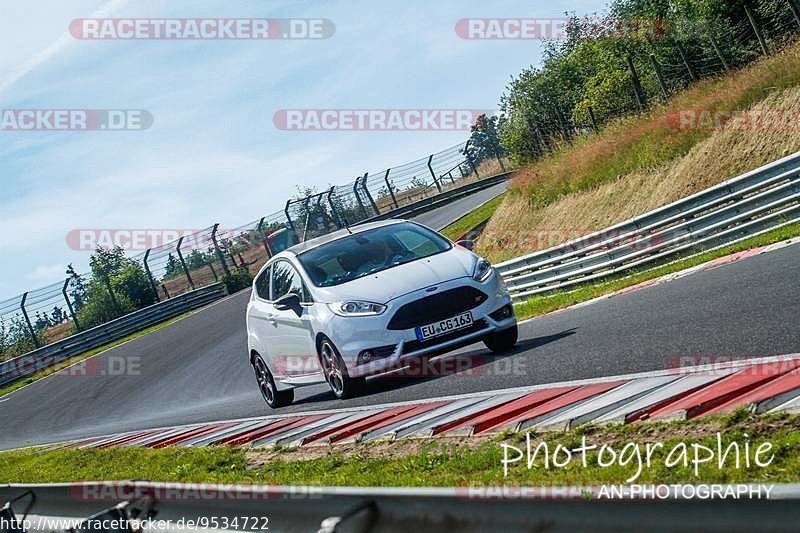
(415, 311), (473, 341)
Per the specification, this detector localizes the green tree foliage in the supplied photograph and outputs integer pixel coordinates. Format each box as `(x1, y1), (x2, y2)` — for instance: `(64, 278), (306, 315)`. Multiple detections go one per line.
(0, 315), (38, 360)
(498, 0), (796, 164)
(465, 114), (505, 166)
(163, 253), (183, 280)
(76, 247), (156, 329)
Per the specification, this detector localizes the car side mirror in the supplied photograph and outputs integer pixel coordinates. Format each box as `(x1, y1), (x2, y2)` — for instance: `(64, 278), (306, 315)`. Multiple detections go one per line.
(456, 239), (474, 251)
(274, 292), (302, 314)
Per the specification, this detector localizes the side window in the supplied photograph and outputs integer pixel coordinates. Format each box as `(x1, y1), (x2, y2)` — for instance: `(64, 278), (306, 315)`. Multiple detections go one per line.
(254, 265), (271, 300)
(271, 261), (310, 302)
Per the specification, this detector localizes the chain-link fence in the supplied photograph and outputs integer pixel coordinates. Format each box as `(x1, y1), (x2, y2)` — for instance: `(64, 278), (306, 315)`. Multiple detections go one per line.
(504, 0), (800, 162)
(4, 0), (797, 364)
(0, 137), (504, 362)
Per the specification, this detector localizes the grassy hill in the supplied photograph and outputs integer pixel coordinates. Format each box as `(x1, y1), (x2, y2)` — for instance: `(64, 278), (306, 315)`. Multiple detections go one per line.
(479, 40), (800, 263)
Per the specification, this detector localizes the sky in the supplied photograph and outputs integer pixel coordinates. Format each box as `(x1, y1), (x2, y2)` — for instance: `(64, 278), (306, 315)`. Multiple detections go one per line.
(0, 0), (608, 298)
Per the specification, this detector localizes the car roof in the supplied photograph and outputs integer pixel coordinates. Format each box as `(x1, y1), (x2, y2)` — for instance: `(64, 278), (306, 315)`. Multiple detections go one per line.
(284, 219), (407, 255)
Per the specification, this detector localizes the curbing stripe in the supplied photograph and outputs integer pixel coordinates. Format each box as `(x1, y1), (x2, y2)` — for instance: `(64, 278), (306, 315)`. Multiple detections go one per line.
(438, 386), (577, 437)
(30, 355), (800, 451)
(705, 367), (800, 416)
(535, 376), (679, 431)
(513, 381), (629, 433)
(644, 359), (800, 421)
(593, 373), (729, 425)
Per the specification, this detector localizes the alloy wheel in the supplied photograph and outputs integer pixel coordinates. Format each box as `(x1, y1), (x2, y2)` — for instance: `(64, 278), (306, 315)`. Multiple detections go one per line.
(321, 340), (344, 396)
(253, 356), (275, 405)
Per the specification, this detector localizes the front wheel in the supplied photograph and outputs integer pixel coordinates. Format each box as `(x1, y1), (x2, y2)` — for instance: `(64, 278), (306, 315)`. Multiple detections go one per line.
(253, 354), (294, 408)
(319, 337), (366, 399)
(484, 324), (518, 353)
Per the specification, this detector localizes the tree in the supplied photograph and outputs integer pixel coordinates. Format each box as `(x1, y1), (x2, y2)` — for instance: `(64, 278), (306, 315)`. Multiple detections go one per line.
(76, 247), (156, 329)
(163, 253), (183, 280)
(66, 263), (87, 312)
(466, 114), (505, 166)
(50, 305), (66, 325)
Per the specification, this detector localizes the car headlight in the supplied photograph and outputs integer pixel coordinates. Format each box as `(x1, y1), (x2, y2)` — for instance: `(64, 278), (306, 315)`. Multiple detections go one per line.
(472, 258), (494, 282)
(328, 301), (387, 316)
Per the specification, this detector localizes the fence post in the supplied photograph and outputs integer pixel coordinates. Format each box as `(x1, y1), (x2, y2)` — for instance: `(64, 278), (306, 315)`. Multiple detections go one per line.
(283, 200), (297, 233)
(101, 272), (122, 314)
(427, 154), (443, 192)
(707, 33), (730, 72)
(19, 292), (41, 348)
(211, 223), (231, 277)
(552, 105), (573, 142)
(61, 278), (82, 330)
(208, 262), (218, 281)
(361, 173), (379, 215)
(142, 249), (160, 302)
(492, 142), (505, 171)
(626, 54), (646, 110)
(256, 217), (273, 258)
(674, 39), (698, 82)
(326, 187), (344, 229)
(744, 3), (769, 56)
(175, 236), (195, 290)
(788, 0), (800, 28)
(648, 54), (669, 101)
(301, 195), (312, 243)
(587, 106), (600, 133)
(464, 140), (479, 177)
(352, 178), (369, 219)
(383, 168), (399, 209)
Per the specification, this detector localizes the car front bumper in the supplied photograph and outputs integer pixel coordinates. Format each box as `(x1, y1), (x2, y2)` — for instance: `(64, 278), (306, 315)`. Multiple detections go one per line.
(326, 273), (515, 378)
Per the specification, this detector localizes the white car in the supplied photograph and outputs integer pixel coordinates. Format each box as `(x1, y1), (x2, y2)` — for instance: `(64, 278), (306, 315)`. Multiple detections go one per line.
(246, 219), (517, 408)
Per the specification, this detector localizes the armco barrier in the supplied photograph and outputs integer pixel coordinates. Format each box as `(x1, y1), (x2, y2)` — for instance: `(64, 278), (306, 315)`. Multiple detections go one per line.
(496, 151), (800, 299)
(0, 283), (226, 388)
(1, 481), (799, 532)
(366, 171), (512, 223)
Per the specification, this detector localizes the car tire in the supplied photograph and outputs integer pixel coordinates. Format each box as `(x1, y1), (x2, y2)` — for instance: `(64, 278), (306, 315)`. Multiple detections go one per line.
(484, 324), (519, 353)
(252, 354), (294, 408)
(319, 337), (366, 399)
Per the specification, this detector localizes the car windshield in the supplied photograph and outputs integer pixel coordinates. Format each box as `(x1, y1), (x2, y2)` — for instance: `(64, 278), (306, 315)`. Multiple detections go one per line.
(297, 222), (452, 287)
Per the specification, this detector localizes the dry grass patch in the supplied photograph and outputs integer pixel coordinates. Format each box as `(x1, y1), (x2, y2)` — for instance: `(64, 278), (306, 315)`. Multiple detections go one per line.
(481, 43), (800, 263)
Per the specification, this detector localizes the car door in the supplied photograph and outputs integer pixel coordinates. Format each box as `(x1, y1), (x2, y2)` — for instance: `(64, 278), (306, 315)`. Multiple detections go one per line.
(249, 263), (279, 361)
(268, 259), (319, 378)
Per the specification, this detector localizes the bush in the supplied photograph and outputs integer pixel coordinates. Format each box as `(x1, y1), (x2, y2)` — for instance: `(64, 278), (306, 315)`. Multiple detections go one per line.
(221, 268), (253, 294)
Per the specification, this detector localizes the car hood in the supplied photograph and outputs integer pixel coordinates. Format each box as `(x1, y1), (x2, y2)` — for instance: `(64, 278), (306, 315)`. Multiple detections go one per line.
(312, 247), (477, 304)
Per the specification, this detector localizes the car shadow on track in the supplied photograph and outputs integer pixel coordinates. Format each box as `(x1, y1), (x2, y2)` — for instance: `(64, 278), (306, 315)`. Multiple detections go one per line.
(292, 328), (578, 406)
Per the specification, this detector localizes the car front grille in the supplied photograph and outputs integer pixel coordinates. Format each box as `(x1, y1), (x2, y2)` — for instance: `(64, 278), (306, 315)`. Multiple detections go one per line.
(387, 286), (488, 330)
(402, 319), (487, 354)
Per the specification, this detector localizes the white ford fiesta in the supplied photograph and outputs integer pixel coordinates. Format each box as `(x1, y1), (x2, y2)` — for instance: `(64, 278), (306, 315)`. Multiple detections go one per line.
(246, 219), (517, 408)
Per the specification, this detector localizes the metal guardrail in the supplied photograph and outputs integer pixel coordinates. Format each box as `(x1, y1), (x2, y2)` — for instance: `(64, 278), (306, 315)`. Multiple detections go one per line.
(365, 171), (512, 223)
(496, 151), (800, 300)
(0, 172), (513, 390)
(0, 284), (226, 388)
(1, 482), (799, 532)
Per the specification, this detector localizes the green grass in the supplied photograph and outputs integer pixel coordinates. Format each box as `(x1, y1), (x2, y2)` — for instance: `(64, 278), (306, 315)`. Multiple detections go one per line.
(513, 222), (800, 321)
(441, 194), (505, 241)
(2, 410), (798, 486)
(507, 40), (800, 210)
(0, 311), (192, 398)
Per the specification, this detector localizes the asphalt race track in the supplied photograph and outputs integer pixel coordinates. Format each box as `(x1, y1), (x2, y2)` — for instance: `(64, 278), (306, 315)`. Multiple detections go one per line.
(2, 185), (799, 449)
(411, 180), (508, 231)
